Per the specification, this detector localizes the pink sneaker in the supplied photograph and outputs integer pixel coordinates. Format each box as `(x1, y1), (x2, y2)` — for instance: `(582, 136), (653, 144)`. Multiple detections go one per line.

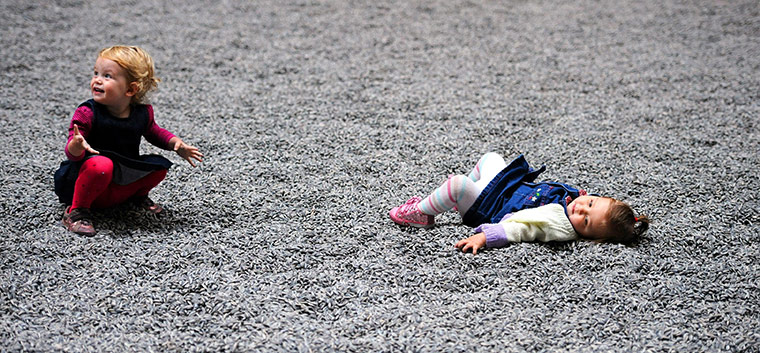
(389, 196), (434, 229)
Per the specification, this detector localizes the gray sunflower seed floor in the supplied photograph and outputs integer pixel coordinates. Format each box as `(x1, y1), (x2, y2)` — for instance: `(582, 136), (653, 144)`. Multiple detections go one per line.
(1, 0), (758, 351)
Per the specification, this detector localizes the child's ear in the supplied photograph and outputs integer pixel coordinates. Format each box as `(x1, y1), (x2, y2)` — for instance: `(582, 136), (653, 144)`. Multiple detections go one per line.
(125, 82), (139, 97)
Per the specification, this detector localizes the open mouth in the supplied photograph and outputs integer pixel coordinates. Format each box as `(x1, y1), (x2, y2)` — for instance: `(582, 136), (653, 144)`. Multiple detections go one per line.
(93, 87), (104, 93)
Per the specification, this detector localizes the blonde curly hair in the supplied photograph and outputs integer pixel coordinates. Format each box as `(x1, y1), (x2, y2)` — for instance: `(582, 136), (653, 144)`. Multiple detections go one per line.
(98, 45), (160, 104)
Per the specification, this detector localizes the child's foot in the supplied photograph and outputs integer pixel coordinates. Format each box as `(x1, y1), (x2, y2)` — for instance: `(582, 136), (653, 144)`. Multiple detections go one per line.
(62, 207), (96, 236)
(389, 196), (434, 229)
(132, 196), (163, 215)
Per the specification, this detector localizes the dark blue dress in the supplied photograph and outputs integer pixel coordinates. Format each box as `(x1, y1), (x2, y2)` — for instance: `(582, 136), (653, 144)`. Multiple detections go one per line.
(53, 100), (172, 204)
(461, 155), (584, 227)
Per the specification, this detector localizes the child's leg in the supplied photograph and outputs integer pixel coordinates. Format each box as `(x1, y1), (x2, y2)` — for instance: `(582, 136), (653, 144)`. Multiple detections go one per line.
(418, 175), (480, 215)
(92, 169), (167, 208)
(70, 156), (114, 210)
(468, 152), (508, 206)
(419, 152), (508, 216)
(467, 152), (507, 182)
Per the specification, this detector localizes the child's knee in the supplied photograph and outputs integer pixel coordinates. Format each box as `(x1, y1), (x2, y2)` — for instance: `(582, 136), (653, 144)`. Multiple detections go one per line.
(152, 169), (168, 179)
(449, 174), (469, 184)
(481, 152), (504, 164)
(482, 151), (500, 159)
(147, 169), (168, 184)
(449, 175), (474, 199)
(80, 156), (114, 177)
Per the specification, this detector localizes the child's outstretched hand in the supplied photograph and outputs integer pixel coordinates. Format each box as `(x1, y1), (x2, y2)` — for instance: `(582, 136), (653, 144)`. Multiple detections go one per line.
(172, 139), (203, 167)
(69, 124), (99, 156)
(455, 232), (487, 255)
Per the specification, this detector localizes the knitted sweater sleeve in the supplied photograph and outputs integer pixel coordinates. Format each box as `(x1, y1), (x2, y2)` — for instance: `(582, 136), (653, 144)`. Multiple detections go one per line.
(143, 105), (176, 150)
(477, 204), (579, 247)
(65, 106), (94, 161)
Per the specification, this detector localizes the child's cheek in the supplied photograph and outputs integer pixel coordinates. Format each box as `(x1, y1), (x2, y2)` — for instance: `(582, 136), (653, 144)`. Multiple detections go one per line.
(570, 215), (580, 229)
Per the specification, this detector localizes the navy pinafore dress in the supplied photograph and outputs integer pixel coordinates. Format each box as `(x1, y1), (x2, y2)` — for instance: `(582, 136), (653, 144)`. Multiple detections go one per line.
(53, 100), (172, 204)
(461, 154), (586, 227)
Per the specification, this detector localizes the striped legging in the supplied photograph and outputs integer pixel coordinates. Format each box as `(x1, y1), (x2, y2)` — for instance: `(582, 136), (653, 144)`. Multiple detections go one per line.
(418, 152), (507, 216)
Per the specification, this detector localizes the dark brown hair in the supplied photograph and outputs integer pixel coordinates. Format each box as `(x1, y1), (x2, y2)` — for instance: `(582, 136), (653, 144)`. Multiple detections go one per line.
(601, 198), (650, 244)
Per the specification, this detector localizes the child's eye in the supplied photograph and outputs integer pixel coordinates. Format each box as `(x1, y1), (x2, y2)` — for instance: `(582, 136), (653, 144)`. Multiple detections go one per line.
(589, 200), (593, 207)
(104, 74), (112, 79)
(584, 216), (588, 225)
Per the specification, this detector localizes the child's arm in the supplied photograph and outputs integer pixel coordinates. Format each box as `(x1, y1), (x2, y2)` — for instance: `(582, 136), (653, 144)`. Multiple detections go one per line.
(454, 222), (538, 253)
(455, 205), (577, 254)
(67, 125), (100, 158)
(454, 213), (515, 254)
(65, 106), (99, 160)
(143, 105), (176, 148)
(143, 105), (203, 167)
(168, 137), (203, 167)
(454, 233), (487, 254)
(455, 222), (546, 254)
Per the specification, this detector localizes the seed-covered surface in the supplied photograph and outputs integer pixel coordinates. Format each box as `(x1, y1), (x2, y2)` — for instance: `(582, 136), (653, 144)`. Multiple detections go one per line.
(1, 0), (758, 351)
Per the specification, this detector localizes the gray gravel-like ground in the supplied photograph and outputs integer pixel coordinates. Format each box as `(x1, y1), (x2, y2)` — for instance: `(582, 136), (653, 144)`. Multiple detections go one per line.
(2, 0), (759, 351)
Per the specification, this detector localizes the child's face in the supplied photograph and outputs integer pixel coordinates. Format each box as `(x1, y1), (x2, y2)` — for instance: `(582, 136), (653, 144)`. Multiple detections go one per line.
(90, 57), (134, 108)
(567, 196), (612, 240)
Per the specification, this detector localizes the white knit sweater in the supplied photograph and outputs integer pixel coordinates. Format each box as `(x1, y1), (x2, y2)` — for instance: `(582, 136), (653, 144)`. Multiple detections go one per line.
(476, 203), (579, 247)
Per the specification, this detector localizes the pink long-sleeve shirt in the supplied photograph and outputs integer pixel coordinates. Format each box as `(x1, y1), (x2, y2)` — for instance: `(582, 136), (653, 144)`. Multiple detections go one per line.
(65, 104), (175, 161)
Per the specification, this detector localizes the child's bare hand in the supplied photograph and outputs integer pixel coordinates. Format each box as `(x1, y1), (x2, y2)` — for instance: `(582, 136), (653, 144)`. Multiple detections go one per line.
(70, 124), (99, 155)
(173, 140), (203, 167)
(455, 232), (487, 254)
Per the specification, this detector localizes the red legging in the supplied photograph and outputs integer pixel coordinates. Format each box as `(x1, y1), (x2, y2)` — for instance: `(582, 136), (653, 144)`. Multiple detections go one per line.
(71, 156), (167, 210)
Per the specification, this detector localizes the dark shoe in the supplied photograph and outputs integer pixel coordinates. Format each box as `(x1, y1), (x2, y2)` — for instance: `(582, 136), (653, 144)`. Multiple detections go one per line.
(62, 207), (96, 236)
(132, 196), (163, 215)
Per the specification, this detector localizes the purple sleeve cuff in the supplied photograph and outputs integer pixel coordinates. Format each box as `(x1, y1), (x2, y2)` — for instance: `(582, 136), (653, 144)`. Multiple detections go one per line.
(479, 223), (509, 248)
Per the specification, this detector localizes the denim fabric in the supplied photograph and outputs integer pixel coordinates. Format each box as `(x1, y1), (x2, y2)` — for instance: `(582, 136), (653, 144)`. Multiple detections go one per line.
(462, 154), (582, 227)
